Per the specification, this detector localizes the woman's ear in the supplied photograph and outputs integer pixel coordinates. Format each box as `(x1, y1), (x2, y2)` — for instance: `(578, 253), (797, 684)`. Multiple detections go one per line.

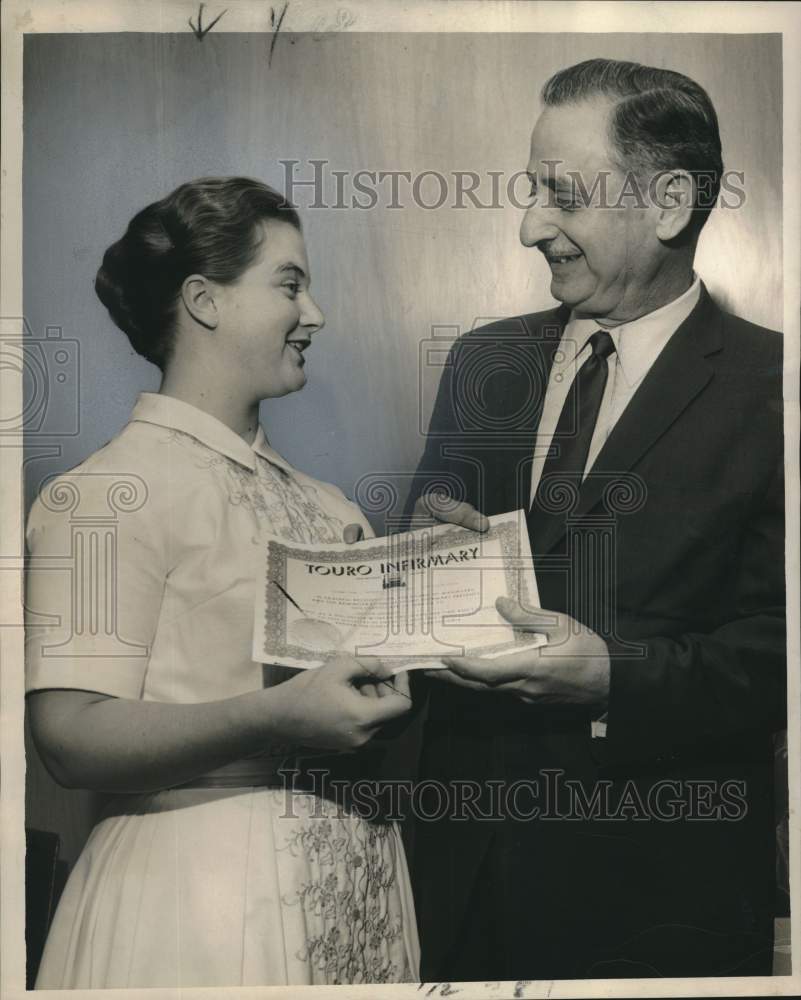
(181, 274), (219, 330)
(653, 169), (696, 242)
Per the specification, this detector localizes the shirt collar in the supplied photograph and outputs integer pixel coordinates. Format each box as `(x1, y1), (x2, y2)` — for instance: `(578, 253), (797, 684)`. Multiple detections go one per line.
(251, 425), (293, 474)
(564, 275), (702, 386)
(131, 393), (292, 474)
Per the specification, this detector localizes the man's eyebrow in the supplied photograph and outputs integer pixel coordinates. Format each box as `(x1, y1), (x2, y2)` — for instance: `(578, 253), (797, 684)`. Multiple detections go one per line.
(542, 175), (572, 192)
(275, 262), (308, 279)
(526, 171), (571, 192)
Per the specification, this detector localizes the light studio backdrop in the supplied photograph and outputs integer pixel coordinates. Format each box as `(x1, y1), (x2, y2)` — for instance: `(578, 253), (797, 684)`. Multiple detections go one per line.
(23, 30), (782, 869)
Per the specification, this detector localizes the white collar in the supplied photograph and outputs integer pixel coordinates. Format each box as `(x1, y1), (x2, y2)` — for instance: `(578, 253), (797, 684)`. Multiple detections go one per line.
(565, 276), (702, 386)
(131, 393), (293, 474)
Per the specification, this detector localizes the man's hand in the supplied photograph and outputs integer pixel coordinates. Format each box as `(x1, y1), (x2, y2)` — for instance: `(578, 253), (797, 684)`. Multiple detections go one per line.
(425, 596), (610, 709)
(412, 492), (490, 532)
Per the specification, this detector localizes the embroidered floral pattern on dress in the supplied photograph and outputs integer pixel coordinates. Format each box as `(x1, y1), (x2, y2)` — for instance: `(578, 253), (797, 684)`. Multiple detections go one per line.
(253, 456), (345, 544)
(163, 430), (346, 543)
(277, 796), (410, 984)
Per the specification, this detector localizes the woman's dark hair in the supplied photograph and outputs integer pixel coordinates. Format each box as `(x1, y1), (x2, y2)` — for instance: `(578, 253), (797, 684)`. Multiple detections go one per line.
(95, 177), (301, 370)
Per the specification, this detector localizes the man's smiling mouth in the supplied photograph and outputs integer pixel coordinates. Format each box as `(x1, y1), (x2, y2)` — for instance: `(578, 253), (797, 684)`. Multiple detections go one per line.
(544, 251), (584, 265)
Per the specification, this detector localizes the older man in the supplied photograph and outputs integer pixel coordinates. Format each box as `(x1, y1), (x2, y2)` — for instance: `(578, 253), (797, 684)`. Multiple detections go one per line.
(408, 58), (785, 980)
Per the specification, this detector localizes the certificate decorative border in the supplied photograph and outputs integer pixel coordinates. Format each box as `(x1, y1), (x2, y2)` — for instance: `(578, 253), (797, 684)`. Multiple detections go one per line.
(258, 517), (539, 667)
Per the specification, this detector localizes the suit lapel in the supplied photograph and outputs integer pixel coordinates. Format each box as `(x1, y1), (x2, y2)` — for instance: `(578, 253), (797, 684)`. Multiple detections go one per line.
(539, 287), (724, 551)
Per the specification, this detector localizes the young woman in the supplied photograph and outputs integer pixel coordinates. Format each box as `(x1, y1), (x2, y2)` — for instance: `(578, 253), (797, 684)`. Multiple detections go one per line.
(25, 177), (419, 988)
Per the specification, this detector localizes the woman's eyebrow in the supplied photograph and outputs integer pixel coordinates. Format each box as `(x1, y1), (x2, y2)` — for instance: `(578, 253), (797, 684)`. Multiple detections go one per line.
(274, 262), (307, 279)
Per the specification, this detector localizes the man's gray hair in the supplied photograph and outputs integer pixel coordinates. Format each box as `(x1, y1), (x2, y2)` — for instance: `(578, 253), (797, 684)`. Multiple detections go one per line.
(542, 58), (723, 233)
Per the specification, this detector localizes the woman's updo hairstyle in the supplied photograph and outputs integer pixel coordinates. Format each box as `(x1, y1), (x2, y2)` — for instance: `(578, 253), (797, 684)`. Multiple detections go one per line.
(95, 177), (301, 370)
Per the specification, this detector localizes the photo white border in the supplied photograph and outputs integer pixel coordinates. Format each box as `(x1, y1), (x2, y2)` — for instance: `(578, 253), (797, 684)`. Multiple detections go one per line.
(2, 2), (799, 998)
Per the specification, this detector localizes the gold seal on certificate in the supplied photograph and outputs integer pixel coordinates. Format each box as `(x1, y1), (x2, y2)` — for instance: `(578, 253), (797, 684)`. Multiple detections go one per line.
(252, 509), (546, 670)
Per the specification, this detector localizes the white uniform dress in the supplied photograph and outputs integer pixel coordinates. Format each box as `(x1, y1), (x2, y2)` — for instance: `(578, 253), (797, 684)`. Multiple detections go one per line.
(26, 393), (420, 988)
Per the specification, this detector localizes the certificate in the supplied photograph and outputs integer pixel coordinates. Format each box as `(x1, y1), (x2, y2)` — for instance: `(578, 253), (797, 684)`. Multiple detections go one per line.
(252, 510), (546, 670)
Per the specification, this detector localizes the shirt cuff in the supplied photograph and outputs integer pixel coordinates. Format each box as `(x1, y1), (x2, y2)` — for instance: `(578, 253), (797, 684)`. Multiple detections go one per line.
(591, 712), (608, 739)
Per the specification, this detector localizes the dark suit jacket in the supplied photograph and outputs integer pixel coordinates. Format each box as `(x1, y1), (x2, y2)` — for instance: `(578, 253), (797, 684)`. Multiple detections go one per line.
(408, 286), (785, 980)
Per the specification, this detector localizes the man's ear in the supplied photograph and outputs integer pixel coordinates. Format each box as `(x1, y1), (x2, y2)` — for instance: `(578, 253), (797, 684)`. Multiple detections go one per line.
(181, 274), (219, 330)
(653, 169), (695, 241)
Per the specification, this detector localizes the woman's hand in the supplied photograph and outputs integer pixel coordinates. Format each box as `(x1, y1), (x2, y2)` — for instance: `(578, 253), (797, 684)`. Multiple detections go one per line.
(265, 654), (412, 751)
(28, 655), (412, 794)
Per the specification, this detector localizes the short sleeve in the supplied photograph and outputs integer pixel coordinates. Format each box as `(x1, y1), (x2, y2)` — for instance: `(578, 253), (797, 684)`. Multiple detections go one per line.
(25, 469), (168, 699)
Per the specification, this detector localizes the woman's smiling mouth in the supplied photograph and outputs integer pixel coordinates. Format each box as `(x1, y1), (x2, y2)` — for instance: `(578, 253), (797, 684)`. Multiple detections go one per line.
(286, 339), (310, 363)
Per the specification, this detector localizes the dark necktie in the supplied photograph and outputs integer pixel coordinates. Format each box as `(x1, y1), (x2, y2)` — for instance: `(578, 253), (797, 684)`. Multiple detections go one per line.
(528, 330), (616, 549)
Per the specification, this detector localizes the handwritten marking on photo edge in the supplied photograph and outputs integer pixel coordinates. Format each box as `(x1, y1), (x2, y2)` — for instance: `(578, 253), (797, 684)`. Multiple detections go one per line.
(269, 2), (289, 66)
(188, 3), (228, 40)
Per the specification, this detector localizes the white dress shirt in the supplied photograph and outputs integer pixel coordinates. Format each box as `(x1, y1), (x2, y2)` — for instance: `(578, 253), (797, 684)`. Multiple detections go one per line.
(529, 276), (702, 506)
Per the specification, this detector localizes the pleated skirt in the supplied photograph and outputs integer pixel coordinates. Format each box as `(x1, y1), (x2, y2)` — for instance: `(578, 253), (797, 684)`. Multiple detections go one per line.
(35, 787), (420, 988)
